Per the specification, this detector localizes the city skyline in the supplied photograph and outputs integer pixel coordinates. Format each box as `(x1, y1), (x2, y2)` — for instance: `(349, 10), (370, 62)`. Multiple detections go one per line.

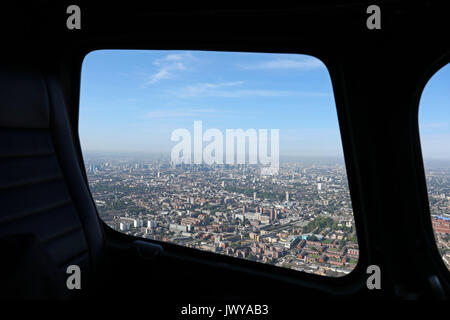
(85, 157), (360, 277)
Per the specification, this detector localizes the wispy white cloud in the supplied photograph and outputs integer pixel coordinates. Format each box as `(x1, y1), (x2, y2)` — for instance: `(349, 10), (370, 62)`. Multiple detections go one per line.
(147, 68), (171, 84)
(175, 81), (329, 98)
(178, 81), (244, 97)
(155, 52), (194, 64)
(145, 108), (220, 119)
(241, 57), (324, 70)
(141, 52), (195, 87)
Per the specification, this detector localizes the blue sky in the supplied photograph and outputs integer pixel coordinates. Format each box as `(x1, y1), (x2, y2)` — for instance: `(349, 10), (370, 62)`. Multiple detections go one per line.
(79, 50), (449, 160)
(419, 63), (450, 160)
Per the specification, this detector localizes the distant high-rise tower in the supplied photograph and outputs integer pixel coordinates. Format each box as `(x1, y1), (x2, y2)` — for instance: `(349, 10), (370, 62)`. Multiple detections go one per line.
(271, 209), (278, 220)
(317, 183), (322, 191)
(253, 192), (257, 201)
(285, 191), (290, 202)
(222, 181), (225, 187)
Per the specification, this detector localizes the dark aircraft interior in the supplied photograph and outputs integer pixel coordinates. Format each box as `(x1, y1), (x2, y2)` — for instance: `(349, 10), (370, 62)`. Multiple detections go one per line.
(0, 1), (449, 309)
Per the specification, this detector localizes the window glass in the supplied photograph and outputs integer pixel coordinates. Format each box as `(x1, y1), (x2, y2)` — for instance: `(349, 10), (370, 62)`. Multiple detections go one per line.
(419, 63), (450, 271)
(80, 50), (359, 277)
